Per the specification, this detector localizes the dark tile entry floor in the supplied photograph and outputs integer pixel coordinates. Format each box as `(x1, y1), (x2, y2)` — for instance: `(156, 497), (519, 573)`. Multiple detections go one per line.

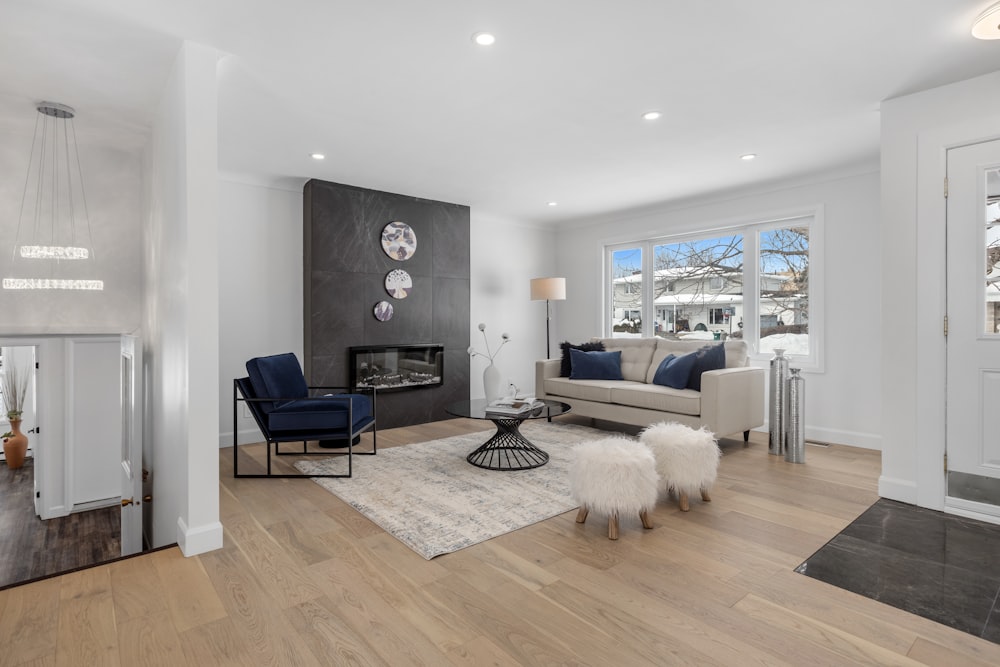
(796, 499), (1000, 643)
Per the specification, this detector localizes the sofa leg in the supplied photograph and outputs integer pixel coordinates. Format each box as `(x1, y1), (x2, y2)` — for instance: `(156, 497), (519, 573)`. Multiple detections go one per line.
(743, 429), (750, 445)
(640, 509), (653, 529)
(576, 507), (589, 524)
(608, 514), (619, 540)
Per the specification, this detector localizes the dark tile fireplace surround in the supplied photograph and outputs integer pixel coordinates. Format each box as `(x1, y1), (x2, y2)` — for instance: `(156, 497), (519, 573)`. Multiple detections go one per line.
(303, 179), (470, 429)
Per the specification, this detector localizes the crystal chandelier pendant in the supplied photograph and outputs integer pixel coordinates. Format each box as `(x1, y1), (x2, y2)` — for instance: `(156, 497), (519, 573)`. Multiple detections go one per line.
(18, 245), (89, 259)
(4, 102), (104, 291)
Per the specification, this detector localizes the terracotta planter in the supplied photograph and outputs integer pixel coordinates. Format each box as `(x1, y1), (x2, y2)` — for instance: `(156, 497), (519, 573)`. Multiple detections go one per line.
(3, 419), (28, 470)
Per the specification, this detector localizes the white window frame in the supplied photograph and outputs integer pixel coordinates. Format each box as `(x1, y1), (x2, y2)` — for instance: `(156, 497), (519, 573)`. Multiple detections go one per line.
(604, 206), (824, 371)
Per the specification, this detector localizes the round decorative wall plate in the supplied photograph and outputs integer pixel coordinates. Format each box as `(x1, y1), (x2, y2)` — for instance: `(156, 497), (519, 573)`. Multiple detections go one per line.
(373, 300), (394, 322)
(384, 269), (413, 299)
(381, 221), (417, 261)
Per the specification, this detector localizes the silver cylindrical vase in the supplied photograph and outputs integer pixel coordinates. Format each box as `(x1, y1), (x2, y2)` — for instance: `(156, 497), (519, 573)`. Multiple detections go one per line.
(769, 349), (788, 456)
(785, 368), (805, 463)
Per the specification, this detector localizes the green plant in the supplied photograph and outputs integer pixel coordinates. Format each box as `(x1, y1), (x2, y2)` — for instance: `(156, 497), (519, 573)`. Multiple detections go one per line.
(1, 432), (11, 440)
(1, 355), (30, 421)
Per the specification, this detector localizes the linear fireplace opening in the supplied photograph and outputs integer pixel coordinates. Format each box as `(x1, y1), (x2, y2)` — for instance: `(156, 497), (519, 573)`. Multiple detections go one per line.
(349, 344), (444, 392)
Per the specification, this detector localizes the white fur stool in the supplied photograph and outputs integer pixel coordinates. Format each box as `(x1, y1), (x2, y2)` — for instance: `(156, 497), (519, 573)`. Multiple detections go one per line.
(640, 422), (721, 512)
(569, 436), (659, 540)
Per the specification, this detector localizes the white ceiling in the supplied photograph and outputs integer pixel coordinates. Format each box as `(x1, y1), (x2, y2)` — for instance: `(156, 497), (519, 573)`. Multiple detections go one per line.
(1, 0), (998, 224)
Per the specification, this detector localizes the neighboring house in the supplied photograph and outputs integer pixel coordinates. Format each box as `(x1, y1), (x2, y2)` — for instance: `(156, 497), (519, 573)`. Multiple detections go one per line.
(612, 266), (804, 336)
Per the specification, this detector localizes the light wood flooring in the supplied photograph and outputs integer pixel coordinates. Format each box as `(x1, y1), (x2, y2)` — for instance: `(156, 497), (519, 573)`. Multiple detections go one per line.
(3, 416), (1000, 666)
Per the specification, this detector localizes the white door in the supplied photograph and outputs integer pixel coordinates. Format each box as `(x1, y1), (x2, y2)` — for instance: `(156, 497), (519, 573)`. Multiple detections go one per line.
(946, 139), (1000, 517)
(120, 335), (143, 555)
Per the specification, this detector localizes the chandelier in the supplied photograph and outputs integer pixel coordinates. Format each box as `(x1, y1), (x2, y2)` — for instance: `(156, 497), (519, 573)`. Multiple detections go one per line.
(3, 102), (103, 291)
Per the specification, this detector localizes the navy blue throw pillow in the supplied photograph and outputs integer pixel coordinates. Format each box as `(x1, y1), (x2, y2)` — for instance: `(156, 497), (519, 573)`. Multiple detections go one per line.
(569, 349), (623, 380)
(686, 344), (727, 391)
(559, 340), (605, 377)
(652, 352), (698, 389)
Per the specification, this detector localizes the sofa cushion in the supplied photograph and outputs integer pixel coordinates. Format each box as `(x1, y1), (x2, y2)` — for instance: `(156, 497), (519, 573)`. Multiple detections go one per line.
(267, 394), (372, 432)
(559, 340), (605, 377)
(599, 338), (657, 382)
(687, 344), (727, 391)
(721, 340), (749, 368)
(609, 384), (701, 416)
(651, 352), (697, 389)
(569, 349), (623, 380)
(646, 339), (749, 382)
(544, 377), (642, 403)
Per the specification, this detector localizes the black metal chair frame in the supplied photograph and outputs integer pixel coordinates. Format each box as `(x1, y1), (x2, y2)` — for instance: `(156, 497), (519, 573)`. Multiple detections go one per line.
(233, 378), (377, 479)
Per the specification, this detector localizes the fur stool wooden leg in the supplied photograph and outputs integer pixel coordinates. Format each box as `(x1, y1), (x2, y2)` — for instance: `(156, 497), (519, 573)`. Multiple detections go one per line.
(640, 422), (721, 512)
(569, 437), (659, 540)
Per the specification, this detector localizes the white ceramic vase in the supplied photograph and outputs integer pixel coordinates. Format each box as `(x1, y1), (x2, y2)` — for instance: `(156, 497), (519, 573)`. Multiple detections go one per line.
(483, 363), (503, 403)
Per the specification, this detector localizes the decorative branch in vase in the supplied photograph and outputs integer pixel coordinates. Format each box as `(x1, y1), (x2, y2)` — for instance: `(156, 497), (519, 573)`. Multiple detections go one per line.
(1, 355), (30, 469)
(468, 323), (510, 403)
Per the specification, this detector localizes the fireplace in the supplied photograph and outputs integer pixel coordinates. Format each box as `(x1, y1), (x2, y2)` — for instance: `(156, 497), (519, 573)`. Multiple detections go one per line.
(349, 344), (444, 392)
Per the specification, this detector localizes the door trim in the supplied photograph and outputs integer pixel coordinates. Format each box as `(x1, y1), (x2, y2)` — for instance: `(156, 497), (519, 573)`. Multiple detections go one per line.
(905, 123), (1000, 512)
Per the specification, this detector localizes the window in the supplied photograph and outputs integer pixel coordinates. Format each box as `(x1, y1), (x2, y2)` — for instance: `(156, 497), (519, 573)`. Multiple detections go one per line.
(605, 210), (822, 367)
(650, 234), (743, 336)
(759, 226), (809, 355)
(610, 247), (643, 337)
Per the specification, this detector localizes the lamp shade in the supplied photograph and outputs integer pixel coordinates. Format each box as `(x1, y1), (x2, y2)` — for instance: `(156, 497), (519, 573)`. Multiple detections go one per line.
(530, 277), (566, 301)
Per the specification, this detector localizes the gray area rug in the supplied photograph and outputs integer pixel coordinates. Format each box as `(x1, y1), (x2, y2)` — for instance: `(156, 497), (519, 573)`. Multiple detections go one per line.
(295, 421), (612, 559)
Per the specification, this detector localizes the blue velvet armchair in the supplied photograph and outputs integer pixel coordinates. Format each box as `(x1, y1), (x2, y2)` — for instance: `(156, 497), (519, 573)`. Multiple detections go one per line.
(234, 352), (376, 478)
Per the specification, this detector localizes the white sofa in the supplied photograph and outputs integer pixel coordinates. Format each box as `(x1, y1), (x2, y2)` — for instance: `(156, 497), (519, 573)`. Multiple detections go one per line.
(536, 337), (765, 442)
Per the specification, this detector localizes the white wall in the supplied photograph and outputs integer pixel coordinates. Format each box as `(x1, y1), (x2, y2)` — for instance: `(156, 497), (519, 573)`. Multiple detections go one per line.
(143, 41), (222, 555)
(0, 130), (142, 334)
(469, 212), (558, 399)
(213, 188), (557, 440)
(217, 176), (304, 446)
(552, 170), (883, 449)
(880, 69), (1000, 509)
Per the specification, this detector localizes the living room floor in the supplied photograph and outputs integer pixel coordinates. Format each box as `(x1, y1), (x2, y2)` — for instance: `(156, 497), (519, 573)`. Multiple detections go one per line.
(797, 498), (1000, 643)
(3, 416), (1000, 665)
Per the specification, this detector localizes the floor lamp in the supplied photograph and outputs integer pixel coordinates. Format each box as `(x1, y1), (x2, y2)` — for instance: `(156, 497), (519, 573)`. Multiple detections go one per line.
(530, 277), (566, 359)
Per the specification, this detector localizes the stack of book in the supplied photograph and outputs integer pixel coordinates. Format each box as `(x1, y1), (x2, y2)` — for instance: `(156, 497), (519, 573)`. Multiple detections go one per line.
(485, 397), (544, 417)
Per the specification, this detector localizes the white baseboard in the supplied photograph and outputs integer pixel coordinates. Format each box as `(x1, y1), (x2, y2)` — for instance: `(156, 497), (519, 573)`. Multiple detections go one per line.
(762, 420), (881, 450)
(176, 516), (224, 556)
(878, 476), (917, 504)
(219, 427), (263, 449)
(805, 426), (881, 450)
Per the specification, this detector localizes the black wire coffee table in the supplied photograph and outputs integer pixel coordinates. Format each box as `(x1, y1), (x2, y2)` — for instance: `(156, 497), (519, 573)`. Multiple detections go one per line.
(445, 399), (571, 471)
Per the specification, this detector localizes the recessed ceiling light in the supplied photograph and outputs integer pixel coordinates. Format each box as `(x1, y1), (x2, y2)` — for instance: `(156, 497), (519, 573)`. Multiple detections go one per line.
(972, 2), (1000, 39)
(547, 202), (558, 207)
(641, 111), (661, 121)
(311, 153), (325, 160)
(473, 32), (496, 46)
(740, 154), (757, 161)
